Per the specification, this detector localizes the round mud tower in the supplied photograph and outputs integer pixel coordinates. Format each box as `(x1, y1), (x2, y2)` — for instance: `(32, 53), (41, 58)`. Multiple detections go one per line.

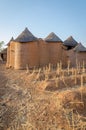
(14, 41), (39, 69)
(14, 42), (28, 69)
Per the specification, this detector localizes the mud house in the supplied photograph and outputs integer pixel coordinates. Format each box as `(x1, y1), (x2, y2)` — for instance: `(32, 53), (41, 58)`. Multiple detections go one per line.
(74, 43), (86, 66)
(13, 28), (39, 69)
(64, 36), (78, 50)
(44, 32), (68, 67)
(6, 28), (68, 69)
(7, 28), (49, 69)
(67, 43), (86, 67)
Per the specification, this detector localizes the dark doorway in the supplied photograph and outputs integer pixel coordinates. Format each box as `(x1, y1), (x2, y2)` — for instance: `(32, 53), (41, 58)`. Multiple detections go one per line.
(1, 54), (4, 60)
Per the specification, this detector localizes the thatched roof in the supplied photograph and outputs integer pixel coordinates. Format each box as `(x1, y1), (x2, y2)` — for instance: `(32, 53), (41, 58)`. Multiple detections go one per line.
(64, 36), (78, 47)
(15, 28), (37, 42)
(7, 37), (14, 46)
(44, 32), (63, 42)
(73, 43), (86, 52)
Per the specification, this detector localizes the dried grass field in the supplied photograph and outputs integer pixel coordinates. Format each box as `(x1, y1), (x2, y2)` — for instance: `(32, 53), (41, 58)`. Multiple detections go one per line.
(0, 62), (86, 130)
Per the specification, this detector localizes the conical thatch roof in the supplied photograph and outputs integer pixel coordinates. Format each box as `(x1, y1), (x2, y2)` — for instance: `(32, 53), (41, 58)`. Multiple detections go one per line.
(73, 43), (86, 52)
(7, 37), (14, 46)
(15, 28), (37, 42)
(64, 36), (78, 47)
(44, 32), (62, 42)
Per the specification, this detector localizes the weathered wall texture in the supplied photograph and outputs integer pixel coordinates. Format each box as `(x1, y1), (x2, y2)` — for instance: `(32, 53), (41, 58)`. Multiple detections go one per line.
(47, 42), (61, 65)
(7, 40), (68, 69)
(38, 39), (49, 67)
(27, 41), (39, 68)
(14, 41), (39, 69)
(46, 42), (67, 66)
(67, 49), (86, 67)
(76, 52), (86, 66)
(9, 41), (15, 68)
(61, 48), (68, 67)
(67, 49), (76, 67)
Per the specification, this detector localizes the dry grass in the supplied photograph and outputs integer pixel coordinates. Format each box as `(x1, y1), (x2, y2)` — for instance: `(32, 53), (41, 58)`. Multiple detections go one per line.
(0, 62), (86, 130)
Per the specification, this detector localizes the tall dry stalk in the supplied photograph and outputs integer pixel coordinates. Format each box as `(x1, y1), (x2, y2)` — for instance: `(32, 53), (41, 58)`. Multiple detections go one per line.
(71, 109), (75, 130)
(26, 64), (29, 74)
(61, 71), (64, 81)
(57, 63), (60, 76)
(78, 62), (80, 74)
(74, 69), (77, 85)
(67, 60), (70, 75)
(60, 61), (62, 71)
(82, 61), (85, 73)
(81, 74), (84, 104)
(32, 67), (36, 74)
(55, 77), (58, 88)
(36, 68), (41, 81)
(48, 63), (51, 72)
(72, 68), (74, 79)
(44, 67), (49, 81)
(62, 108), (71, 130)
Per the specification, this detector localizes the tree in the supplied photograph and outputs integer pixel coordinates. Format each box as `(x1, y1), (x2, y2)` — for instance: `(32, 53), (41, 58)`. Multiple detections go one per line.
(0, 41), (4, 52)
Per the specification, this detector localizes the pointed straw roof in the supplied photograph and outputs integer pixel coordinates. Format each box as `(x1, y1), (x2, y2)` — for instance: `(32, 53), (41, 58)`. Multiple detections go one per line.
(73, 43), (86, 52)
(7, 37), (14, 46)
(15, 27), (37, 42)
(44, 32), (63, 42)
(64, 36), (78, 47)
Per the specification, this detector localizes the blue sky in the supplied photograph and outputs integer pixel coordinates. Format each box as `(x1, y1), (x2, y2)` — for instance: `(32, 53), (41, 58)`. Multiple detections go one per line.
(0, 0), (86, 46)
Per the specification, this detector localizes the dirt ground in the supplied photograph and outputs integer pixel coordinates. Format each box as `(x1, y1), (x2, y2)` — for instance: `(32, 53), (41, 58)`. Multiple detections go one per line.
(0, 62), (86, 130)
